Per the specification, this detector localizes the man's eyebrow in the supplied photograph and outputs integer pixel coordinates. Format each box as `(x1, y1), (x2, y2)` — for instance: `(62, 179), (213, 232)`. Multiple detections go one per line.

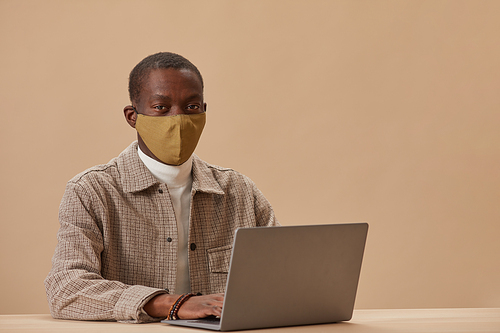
(149, 93), (202, 100)
(150, 93), (171, 100)
(185, 93), (203, 100)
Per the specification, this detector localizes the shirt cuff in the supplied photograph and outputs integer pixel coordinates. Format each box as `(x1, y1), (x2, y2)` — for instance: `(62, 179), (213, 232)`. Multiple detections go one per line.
(114, 285), (168, 323)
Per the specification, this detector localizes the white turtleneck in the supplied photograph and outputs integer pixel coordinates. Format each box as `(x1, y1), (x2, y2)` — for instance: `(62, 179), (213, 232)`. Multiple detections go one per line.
(137, 146), (192, 294)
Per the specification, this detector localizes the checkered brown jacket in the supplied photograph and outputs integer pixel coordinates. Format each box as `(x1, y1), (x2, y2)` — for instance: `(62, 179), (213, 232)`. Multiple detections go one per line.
(44, 142), (278, 323)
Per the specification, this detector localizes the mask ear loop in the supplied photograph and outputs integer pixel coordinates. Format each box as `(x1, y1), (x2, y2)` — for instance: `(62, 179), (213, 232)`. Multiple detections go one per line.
(132, 106), (139, 114)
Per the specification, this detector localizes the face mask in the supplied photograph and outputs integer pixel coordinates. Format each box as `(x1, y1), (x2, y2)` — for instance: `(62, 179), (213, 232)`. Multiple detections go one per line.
(134, 111), (206, 165)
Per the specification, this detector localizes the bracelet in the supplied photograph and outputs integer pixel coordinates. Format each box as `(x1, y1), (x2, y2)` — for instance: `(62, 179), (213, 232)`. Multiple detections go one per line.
(167, 293), (196, 320)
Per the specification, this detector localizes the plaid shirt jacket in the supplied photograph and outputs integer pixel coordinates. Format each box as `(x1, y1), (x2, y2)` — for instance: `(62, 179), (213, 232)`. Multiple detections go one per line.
(44, 142), (278, 323)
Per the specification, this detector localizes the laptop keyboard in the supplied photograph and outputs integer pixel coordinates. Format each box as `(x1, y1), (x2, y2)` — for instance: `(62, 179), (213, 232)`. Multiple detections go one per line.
(191, 317), (221, 325)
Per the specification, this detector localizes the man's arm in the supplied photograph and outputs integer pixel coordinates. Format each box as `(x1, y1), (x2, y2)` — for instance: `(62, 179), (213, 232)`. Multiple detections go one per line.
(45, 181), (223, 323)
(251, 179), (280, 228)
(144, 293), (223, 319)
(44, 181), (170, 323)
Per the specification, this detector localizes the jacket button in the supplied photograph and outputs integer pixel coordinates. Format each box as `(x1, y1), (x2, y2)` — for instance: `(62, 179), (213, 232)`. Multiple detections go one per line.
(158, 189), (163, 194)
(167, 237), (172, 242)
(190, 243), (197, 251)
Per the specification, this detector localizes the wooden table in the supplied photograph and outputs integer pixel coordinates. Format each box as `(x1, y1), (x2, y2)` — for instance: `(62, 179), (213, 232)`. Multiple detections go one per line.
(1, 308), (499, 332)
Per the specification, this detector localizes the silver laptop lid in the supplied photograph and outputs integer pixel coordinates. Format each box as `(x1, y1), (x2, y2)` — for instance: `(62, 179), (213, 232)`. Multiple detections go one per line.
(219, 223), (368, 331)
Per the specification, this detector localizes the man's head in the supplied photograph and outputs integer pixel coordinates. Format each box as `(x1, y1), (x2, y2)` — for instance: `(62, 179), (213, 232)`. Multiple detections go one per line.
(128, 52), (204, 105)
(124, 52), (207, 165)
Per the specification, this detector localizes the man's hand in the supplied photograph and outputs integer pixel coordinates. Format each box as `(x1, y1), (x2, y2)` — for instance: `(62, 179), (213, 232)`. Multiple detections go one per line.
(144, 293), (224, 319)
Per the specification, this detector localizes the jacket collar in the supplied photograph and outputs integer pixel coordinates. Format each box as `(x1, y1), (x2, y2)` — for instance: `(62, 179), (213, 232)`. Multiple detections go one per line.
(118, 142), (159, 193)
(118, 141), (224, 195)
(192, 155), (225, 195)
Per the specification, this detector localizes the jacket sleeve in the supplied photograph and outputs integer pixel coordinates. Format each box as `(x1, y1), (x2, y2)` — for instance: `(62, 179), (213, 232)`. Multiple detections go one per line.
(250, 180), (280, 228)
(44, 181), (166, 323)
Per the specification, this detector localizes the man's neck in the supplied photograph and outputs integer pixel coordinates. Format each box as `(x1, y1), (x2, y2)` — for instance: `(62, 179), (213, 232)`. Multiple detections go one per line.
(137, 145), (193, 187)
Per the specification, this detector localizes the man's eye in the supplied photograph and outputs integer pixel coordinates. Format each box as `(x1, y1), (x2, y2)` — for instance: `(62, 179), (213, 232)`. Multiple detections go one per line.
(187, 105), (200, 110)
(154, 106), (166, 110)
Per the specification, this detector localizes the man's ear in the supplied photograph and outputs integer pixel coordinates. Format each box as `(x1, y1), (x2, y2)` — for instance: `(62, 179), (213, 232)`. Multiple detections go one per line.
(124, 105), (137, 128)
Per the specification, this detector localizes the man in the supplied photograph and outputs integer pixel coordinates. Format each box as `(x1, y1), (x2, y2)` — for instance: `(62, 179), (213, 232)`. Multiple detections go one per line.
(45, 52), (278, 323)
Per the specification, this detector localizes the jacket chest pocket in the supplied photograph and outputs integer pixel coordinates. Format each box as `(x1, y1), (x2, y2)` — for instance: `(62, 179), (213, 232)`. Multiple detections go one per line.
(207, 245), (232, 293)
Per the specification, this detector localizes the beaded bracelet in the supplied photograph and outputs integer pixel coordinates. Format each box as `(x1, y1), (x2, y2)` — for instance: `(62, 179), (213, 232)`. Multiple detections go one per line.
(167, 293), (196, 320)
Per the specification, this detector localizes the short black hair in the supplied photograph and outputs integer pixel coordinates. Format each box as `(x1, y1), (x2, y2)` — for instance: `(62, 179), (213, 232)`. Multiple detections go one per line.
(128, 52), (204, 104)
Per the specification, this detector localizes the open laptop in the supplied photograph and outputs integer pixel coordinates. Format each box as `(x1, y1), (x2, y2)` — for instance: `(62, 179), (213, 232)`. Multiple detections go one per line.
(163, 223), (368, 331)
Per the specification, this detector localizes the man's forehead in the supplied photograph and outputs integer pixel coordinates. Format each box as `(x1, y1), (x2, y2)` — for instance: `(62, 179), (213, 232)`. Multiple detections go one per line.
(145, 68), (201, 85)
(139, 68), (204, 100)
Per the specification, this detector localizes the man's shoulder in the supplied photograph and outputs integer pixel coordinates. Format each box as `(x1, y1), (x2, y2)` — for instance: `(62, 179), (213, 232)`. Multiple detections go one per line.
(198, 159), (235, 173)
(68, 158), (120, 186)
(194, 156), (246, 177)
(67, 142), (138, 188)
(193, 155), (256, 192)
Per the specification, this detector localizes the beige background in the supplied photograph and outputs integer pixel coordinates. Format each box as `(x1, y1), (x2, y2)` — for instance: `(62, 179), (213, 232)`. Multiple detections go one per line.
(1, 0), (499, 315)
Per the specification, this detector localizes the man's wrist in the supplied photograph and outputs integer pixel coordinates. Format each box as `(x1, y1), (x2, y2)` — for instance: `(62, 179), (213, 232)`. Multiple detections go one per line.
(143, 293), (178, 318)
(166, 293), (196, 320)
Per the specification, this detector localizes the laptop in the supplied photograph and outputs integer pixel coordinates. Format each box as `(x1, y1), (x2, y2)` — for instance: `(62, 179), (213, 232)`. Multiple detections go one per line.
(163, 223), (368, 331)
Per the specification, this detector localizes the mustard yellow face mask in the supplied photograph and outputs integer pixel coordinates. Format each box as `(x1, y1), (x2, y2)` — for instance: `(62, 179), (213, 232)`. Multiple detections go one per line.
(135, 112), (206, 166)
